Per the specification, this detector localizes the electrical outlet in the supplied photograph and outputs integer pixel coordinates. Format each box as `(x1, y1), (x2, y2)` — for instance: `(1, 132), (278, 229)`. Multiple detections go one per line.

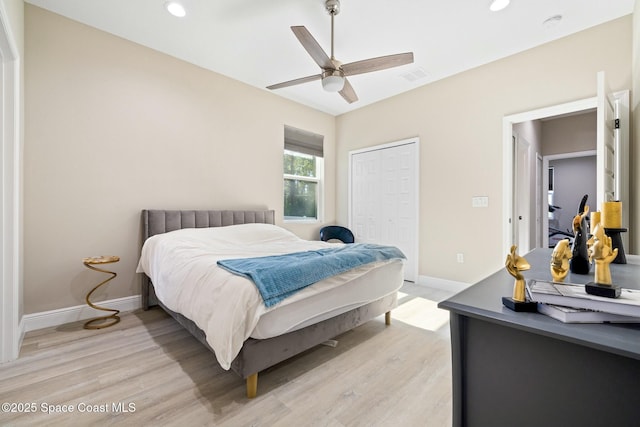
(457, 253), (464, 263)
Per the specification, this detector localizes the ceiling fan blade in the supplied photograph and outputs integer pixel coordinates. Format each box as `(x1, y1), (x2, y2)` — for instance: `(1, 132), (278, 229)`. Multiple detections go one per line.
(267, 74), (322, 90)
(342, 52), (414, 76)
(339, 78), (358, 104)
(291, 26), (334, 69)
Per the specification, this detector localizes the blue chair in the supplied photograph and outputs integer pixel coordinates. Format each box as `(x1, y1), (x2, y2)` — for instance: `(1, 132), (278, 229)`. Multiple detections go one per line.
(319, 225), (355, 244)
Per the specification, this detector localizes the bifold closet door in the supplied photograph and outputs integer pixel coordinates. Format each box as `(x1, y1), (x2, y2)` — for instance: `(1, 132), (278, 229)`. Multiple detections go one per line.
(350, 141), (418, 282)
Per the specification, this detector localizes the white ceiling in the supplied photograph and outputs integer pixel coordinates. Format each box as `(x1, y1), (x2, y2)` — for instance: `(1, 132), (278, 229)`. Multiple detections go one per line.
(25, 0), (635, 116)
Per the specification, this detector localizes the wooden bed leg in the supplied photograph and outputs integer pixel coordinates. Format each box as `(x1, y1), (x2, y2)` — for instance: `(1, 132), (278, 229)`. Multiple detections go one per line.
(385, 311), (391, 326)
(246, 373), (258, 399)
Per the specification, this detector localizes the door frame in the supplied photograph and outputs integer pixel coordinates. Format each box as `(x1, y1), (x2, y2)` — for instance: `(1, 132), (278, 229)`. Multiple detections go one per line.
(0, 2), (22, 363)
(348, 137), (420, 281)
(535, 153), (543, 249)
(503, 88), (629, 256)
(502, 97), (597, 256)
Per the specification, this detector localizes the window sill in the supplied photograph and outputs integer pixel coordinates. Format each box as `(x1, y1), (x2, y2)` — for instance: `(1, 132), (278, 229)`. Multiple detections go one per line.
(283, 218), (320, 224)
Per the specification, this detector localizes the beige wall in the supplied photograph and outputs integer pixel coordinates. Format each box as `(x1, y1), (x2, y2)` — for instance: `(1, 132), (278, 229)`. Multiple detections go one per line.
(24, 5), (336, 314)
(336, 16), (633, 283)
(542, 112), (597, 156)
(24, 5), (638, 313)
(542, 112), (598, 234)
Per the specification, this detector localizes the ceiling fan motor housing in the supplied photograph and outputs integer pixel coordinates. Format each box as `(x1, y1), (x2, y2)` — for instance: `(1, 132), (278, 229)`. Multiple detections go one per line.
(325, 0), (340, 15)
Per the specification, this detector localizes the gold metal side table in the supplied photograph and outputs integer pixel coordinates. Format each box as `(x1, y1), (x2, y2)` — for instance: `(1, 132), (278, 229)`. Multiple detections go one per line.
(83, 255), (121, 329)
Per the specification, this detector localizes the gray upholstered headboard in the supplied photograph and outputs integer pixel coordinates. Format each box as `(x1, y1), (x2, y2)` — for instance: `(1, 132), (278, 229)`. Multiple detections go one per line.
(142, 209), (276, 241)
(140, 209), (275, 309)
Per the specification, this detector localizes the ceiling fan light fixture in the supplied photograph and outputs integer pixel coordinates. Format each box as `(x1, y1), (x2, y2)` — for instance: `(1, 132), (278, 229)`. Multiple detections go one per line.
(322, 72), (345, 92)
(489, 0), (510, 12)
(165, 1), (186, 17)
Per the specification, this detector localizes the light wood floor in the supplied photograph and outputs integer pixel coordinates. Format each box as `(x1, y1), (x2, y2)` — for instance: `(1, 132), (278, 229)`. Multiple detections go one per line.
(0, 285), (454, 426)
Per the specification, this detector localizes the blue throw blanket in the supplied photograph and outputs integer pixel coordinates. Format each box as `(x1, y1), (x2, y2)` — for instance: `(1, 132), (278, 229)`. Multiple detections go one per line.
(217, 243), (405, 307)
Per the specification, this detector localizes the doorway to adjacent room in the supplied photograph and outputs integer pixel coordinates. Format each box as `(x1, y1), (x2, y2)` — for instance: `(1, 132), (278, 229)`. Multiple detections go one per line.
(502, 72), (629, 257)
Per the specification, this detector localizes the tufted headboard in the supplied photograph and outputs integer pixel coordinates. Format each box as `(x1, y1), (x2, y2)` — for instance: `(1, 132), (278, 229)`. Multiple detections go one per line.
(140, 209), (275, 309)
(142, 209), (276, 241)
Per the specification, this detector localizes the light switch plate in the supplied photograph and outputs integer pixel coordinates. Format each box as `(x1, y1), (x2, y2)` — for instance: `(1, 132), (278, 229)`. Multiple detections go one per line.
(472, 196), (489, 208)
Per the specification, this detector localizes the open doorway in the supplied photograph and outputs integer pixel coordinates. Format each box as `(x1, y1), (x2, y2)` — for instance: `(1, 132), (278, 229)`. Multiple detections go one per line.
(512, 111), (597, 252)
(503, 97), (596, 255)
(512, 108), (597, 253)
(547, 150), (597, 248)
(542, 110), (598, 248)
(502, 78), (630, 257)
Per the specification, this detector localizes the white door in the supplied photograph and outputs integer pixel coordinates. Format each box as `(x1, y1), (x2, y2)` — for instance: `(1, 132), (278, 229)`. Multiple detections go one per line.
(596, 71), (617, 207)
(351, 149), (381, 242)
(350, 140), (419, 282)
(512, 134), (530, 252)
(596, 72), (630, 249)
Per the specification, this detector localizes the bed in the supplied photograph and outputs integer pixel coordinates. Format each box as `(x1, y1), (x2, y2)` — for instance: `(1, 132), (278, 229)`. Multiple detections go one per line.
(137, 209), (405, 398)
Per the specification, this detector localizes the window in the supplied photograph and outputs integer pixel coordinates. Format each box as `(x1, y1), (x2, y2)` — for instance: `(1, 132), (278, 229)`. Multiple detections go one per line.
(283, 126), (324, 222)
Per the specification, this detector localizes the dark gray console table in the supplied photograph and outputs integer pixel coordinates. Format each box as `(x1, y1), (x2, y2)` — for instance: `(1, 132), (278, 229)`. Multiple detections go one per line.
(438, 249), (640, 427)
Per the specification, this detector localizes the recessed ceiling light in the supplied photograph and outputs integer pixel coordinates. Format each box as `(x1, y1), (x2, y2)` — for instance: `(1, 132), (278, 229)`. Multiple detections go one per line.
(489, 0), (510, 12)
(165, 1), (186, 18)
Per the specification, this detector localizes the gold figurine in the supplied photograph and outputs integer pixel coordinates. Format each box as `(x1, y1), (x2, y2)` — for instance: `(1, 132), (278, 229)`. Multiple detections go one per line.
(588, 223), (618, 285)
(550, 239), (572, 282)
(505, 245), (530, 302)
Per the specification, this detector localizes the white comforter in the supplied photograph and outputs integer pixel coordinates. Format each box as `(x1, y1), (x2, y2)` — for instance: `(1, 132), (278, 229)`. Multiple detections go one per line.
(136, 223), (394, 370)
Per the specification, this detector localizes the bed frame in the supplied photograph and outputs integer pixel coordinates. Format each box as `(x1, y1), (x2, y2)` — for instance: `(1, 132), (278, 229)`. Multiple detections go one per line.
(140, 209), (396, 398)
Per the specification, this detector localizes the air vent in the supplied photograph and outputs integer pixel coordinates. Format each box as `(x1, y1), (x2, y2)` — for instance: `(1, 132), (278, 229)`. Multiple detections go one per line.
(400, 67), (429, 82)
(543, 14), (563, 29)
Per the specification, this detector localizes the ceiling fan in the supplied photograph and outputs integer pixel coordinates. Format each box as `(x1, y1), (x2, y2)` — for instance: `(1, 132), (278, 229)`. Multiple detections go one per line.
(267, 0), (414, 104)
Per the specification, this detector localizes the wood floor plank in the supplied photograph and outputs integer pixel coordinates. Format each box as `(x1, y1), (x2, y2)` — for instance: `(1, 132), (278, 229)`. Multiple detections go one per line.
(0, 288), (453, 426)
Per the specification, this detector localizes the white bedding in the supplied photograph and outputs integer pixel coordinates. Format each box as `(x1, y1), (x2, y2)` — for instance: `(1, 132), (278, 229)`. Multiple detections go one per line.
(136, 223), (403, 370)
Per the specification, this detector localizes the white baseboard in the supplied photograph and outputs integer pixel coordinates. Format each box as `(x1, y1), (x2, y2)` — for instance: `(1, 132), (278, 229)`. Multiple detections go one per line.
(626, 254), (640, 265)
(23, 295), (141, 333)
(417, 275), (471, 293)
(18, 316), (25, 352)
